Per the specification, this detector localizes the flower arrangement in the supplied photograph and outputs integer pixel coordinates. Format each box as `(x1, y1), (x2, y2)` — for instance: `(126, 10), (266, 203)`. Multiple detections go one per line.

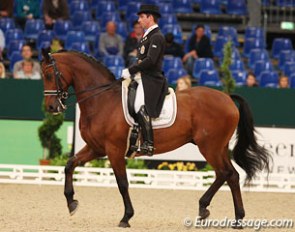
(157, 161), (197, 171)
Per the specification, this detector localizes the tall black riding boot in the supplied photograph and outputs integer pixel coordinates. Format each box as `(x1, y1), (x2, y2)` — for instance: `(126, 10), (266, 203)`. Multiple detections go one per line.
(137, 105), (154, 156)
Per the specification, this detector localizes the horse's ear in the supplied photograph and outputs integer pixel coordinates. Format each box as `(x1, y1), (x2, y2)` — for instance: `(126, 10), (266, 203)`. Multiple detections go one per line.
(41, 48), (51, 63)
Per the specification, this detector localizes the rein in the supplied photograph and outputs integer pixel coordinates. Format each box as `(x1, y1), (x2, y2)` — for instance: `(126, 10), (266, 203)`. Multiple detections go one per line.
(43, 53), (121, 111)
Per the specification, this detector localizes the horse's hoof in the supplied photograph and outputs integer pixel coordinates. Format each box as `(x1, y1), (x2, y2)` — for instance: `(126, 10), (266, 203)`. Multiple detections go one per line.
(232, 221), (243, 230)
(118, 221), (131, 228)
(68, 200), (79, 216)
(198, 208), (210, 220)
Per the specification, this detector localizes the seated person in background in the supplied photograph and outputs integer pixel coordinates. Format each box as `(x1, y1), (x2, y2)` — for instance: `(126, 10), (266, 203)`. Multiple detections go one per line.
(176, 75), (192, 92)
(0, 62), (6, 78)
(182, 25), (213, 74)
(0, 29), (5, 61)
(124, 21), (144, 66)
(13, 44), (41, 77)
(50, 38), (64, 52)
(14, 59), (41, 80)
(15, 0), (40, 29)
(164, 33), (184, 58)
(43, 0), (70, 29)
(0, 0), (14, 17)
(278, 75), (289, 88)
(246, 72), (258, 87)
(99, 21), (124, 57)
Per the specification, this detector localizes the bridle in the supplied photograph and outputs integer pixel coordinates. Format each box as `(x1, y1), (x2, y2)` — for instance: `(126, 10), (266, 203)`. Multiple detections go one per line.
(43, 53), (121, 112)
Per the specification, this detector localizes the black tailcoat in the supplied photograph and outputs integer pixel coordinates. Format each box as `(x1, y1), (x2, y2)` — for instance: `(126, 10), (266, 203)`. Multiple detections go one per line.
(129, 27), (168, 118)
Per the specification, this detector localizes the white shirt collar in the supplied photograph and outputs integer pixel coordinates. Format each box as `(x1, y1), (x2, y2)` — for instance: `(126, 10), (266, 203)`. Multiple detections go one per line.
(143, 24), (159, 38)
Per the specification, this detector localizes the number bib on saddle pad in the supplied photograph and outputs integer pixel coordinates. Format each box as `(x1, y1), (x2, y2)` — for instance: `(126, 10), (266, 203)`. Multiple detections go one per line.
(122, 73), (177, 129)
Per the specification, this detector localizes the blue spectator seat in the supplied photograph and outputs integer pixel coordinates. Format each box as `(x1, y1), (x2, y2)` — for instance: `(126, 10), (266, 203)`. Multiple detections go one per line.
(192, 58), (214, 79)
(24, 19), (45, 40)
(70, 0), (90, 14)
(9, 51), (23, 72)
(283, 62), (295, 77)
(100, 12), (121, 31)
(166, 68), (188, 84)
(71, 42), (91, 54)
(145, 0), (158, 4)
(173, 0), (193, 13)
(199, 70), (222, 86)
(200, 0), (222, 14)
(290, 74), (295, 88)
(159, 14), (178, 29)
(116, 22), (128, 40)
(96, 1), (116, 20)
(261, 0), (270, 6)
(109, 66), (123, 79)
(37, 30), (55, 49)
(5, 29), (24, 47)
(259, 71), (279, 88)
(7, 40), (25, 59)
(271, 38), (293, 59)
(126, 2), (141, 17)
(254, 60), (273, 80)
(159, 2), (174, 14)
(0, 18), (15, 33)
(91, 0), (100, 11)
(213, 36), (229, 58)
(278, 50), (295, 70)
(248, 49), (269, 69)
(230, 59), (245, 72)
(162, 56), (184, 74)
(118, 0), (128, 11)
(243, 38), (265, 58)
(275, 0), (295, 6)
(53, 20), (73, 41)
(217, 26), (239, 47)
(245, 27), (264, 41)
(231, 70), (246, 86)
(65, 31), (86, 50)
(226, 0), (247, 15)
(82, 21), (100, 43)
(192, 0), (202, 3)
(162, 24), (183, 44)
(103, 55), (125, 67)
(71, 11), (91, 30)
(126, 13), (139, 31)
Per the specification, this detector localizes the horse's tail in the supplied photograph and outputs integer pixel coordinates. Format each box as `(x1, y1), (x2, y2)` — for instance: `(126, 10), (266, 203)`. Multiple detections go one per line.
(230, 94), (271, 182)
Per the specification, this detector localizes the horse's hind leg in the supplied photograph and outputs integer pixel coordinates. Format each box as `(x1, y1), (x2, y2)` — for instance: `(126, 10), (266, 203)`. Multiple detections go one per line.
(108, 150), (134, 228)
(64, 145), (99, 215)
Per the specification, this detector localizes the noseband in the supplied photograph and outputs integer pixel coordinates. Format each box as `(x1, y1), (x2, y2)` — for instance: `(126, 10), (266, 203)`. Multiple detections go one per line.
(43, 53), (69, 111)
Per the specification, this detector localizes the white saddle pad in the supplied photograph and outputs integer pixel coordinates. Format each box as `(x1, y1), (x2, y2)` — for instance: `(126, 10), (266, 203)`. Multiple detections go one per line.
(122, 73), (177, 129)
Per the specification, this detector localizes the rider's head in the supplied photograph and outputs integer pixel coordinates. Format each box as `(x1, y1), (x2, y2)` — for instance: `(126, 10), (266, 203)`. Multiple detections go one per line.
(137, 4), (161, 30)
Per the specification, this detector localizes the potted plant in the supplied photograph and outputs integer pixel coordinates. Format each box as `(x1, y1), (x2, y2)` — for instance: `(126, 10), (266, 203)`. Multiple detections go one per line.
(38, 101), (64, 165)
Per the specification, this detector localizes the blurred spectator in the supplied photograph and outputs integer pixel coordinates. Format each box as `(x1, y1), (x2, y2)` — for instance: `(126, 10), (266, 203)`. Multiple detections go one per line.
(43, 0), (70, 29)
(246, 72), (258, 87)
(124, 21), (144, 66)
(0, 29), (5, 61)
(99, 21), (124, 57)
(183, 25), (213, 75)
(15, 0), (40, 29)
(278, 75), (289, 88)
(14, 59), (41, 79)
(176, 75), (192, 92)
(164, 33), (184, 58)
(0, 62), (6, 78)
(0, 0), (14, 17)
(50, 38), (64, 52)
(13, 44), (41, 77)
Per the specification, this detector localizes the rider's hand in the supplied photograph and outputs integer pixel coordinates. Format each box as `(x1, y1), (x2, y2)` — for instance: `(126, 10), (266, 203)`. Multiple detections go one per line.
(121, 68), (131, 79)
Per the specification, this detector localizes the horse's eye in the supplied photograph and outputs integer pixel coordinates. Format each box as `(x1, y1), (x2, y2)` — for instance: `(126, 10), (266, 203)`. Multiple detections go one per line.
(46, 73), (52, 80)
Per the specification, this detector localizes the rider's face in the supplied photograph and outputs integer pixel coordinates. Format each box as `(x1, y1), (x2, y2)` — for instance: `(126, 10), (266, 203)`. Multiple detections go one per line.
(138, 14), (151, 30)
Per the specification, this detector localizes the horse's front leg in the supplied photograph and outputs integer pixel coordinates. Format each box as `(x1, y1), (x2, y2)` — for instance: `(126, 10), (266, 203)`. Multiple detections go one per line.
(64, 145), (98, 215)
(108, 151), (134, 228)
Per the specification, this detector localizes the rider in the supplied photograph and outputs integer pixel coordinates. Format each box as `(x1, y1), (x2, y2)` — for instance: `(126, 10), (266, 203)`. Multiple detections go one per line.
(121, 4), (168, 156)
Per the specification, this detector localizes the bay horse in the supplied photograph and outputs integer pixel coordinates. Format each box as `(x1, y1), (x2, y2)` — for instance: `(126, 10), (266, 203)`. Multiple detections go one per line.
(40, 50), (270, 228)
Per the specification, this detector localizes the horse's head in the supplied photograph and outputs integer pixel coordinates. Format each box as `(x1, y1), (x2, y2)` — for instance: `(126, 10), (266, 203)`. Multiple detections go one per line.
(41, 49), (72, 114)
